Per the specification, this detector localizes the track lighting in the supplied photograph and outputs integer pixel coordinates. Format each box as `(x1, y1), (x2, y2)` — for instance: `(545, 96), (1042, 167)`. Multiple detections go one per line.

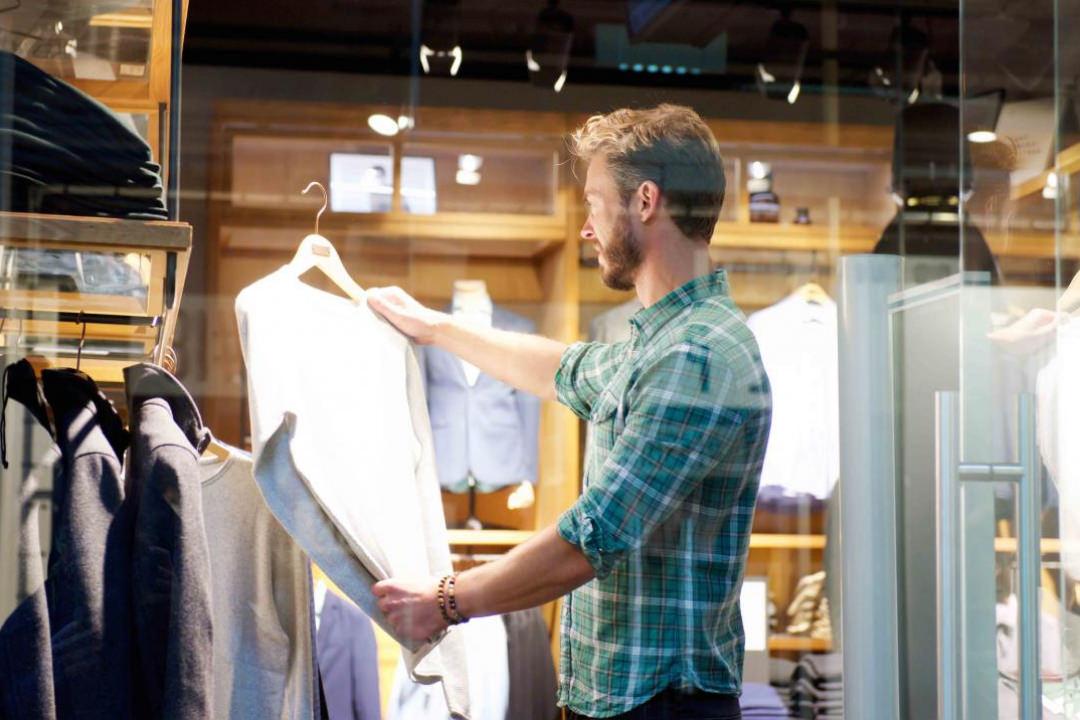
(755, 10), (808, 104)
(526, 0), (573, 93)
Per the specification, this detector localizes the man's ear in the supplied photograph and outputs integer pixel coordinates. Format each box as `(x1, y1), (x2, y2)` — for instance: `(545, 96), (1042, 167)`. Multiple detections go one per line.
(636, 180), (662, 224)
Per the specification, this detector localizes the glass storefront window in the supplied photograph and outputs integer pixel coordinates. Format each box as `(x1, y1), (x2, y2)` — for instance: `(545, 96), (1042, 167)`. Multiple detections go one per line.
(2, 1), (1077, 718)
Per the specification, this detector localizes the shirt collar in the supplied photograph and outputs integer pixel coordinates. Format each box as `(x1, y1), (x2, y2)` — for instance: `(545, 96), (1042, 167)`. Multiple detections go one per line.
(629, 268), (729, 343)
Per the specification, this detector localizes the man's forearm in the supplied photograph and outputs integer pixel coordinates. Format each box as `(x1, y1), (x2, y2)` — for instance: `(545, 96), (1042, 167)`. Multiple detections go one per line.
(434, 317), (567, 401)
(453, 526), (595, 618)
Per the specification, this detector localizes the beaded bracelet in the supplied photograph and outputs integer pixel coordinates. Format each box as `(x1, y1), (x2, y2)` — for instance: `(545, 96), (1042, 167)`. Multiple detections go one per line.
(437, 575), (455, 625)
(437, 573), (468, 625)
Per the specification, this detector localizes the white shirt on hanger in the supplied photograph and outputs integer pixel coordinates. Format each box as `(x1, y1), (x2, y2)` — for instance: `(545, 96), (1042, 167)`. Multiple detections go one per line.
(746, 292), (840, 500)
(236, 267), (469, 718)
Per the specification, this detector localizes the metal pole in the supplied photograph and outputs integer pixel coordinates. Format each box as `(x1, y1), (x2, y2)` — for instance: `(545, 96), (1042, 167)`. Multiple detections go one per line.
(1016, 394), (1042, 720)
(838, 255), (901, 720)
(167, 0), (183, 221)
(936, 391), (961, 720)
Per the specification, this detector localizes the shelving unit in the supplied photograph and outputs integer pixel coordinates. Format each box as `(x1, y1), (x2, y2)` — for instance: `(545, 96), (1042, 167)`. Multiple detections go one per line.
(1011, 142), (1080, 201)
(0, 212), (192, 383)
(202, 100), (1079, 667)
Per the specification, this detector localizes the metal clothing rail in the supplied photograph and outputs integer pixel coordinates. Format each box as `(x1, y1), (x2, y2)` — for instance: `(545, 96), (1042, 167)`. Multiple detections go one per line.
(0, 308), (161, 327)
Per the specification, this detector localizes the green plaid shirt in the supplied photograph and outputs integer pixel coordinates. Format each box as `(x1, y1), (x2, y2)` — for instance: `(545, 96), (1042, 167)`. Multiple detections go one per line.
(555, 269), (772, 718)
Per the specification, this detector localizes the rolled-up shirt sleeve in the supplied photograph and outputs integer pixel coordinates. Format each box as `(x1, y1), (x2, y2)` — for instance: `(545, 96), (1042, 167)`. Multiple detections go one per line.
(557, 340), (753, 579)
(554, 340), (629, 421)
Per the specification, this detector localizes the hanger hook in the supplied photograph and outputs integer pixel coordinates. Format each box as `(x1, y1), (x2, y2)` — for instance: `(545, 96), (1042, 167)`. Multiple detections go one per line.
(302, 182), (328, 236)
(76, 312), (87, 372)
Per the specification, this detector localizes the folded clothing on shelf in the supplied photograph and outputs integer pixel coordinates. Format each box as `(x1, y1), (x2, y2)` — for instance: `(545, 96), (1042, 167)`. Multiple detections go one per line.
(1, 50), (167, 220)
(787, 652), (844, 720)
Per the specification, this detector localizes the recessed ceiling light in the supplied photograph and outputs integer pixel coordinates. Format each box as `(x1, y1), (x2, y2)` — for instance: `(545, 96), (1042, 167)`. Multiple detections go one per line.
(967, 130), (998, 144)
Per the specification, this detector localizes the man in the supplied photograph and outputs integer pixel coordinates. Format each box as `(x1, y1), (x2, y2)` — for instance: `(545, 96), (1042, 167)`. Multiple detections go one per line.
(368, 104), (771, 720)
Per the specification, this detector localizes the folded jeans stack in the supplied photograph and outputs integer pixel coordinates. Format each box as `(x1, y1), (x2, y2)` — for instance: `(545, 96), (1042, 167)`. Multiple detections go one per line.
(788, 653), (843, 720)
(1, 51), (167, 220)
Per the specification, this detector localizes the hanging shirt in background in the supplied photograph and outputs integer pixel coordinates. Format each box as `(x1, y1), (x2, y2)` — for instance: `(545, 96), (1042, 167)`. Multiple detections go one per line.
(1038, 319), (1080, 583)
(236, 268), (469, 718)
(200, 446), (318, 720)
(747, 293), (840, 499)
(421, 305), (540, 492)
(502, 609), (558, 720)
(388, 616), (508, 720)
(316, 587), (382, 720)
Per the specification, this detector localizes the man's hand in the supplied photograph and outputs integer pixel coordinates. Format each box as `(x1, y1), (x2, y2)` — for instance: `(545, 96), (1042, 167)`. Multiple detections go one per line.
(372, 576), (448, 643)
(367, 286), (448, 345)
(988, 308), (1063, 356)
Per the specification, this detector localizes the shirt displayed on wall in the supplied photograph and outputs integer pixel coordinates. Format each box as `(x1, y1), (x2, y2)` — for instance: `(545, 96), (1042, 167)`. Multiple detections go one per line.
(1037, 319), (1080, 583)
(421, 305), (540, 492)
(199, 445), (318, 720)
(388, 615), (509, 720)
(236, 268), (469, 719)
(746, 292), (840, 499)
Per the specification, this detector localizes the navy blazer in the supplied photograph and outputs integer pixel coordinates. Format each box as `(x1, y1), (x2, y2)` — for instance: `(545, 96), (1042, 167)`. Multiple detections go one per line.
(421, 306), (541, 492)
(317, 592), (381, 720)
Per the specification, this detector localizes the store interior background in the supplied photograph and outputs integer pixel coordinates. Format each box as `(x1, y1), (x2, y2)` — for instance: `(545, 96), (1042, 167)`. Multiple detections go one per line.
(3, 0), (1079, 717)
(171, 0), (1078, 713)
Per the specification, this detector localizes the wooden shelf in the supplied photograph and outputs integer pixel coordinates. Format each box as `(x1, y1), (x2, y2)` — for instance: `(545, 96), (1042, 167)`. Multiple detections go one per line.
(1011, 142), (1080, 200)
(751, 534), (827, 550)
(447, 530), (534, 546)
(219, 208), (565, 259)
(769, 634), (833, 652)
(993, 537), (1063, 554)
(444, 529), (826, 550)
(0, 211), (191, 250)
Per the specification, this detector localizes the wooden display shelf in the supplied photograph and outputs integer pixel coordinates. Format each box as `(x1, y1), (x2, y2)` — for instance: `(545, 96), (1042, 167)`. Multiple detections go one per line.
(447, 529), (535, 546)
(993, 537), (1063, 554)
(769, 634), (833, 652)
(218, 208), (565, 259)
(751, 533), (827, 550)
(0, 211), (190, 250)
(445, 529), (826, 550)
(1011, 142), (1080, 200)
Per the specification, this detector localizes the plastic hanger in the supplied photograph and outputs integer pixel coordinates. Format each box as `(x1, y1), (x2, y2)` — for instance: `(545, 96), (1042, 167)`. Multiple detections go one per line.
(285, 181), (365, 301)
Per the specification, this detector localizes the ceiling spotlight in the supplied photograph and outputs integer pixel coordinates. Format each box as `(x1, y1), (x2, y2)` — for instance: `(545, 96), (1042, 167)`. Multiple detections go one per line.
(368, 113), (401, 137)
(419, 0), (463, 76)
(967, 130), (998, 144)
(527, 0), (574, 93)
(755, 10), (809, 104)
(869, 20), (929, 105)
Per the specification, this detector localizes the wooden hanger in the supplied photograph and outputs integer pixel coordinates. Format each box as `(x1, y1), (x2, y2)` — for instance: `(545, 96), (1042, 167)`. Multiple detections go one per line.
(285, 181), (365, 301)
(1058, 269), (1080, 316)
(794, 282), (830, 305)
(201, 433), (233, 463)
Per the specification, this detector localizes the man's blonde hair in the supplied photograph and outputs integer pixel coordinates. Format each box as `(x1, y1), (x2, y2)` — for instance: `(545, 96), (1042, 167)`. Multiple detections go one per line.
(570, 104), (725, 242)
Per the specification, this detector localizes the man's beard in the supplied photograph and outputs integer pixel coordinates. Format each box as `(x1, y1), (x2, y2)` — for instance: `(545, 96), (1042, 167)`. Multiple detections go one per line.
(599, 212), (643, 291)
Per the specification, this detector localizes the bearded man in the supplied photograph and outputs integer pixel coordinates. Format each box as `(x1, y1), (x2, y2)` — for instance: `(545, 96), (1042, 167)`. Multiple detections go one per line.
(368, 104), (772, 720)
